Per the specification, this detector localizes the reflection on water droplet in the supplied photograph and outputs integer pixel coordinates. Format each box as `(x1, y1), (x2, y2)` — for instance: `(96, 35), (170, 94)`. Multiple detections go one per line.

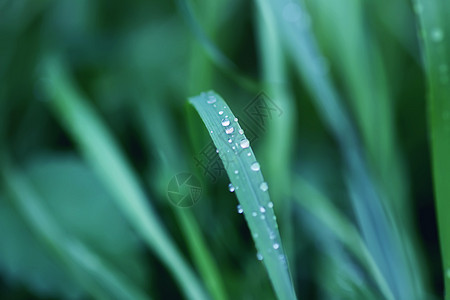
(239, 129), (244, 135)
(228, 139), (232, 143)
(234, 117), (238, 122)
(229, 183), (235, 192)
(222, 119), (230, 126)
(247, 152), (251, 157)
(268, 201), (274, 208)
(207, 96), (216, 104)
(226, 127), (234, 134)
(251, 162), (260, 171)
(260, 182), (269, 192)
(259, 206), (266, 213)
(237, 204), (243, 214)
(234, 170), (239, 174)
(256, 253), (263, 261)
(273, 243), (280, 250)
(216, 149), (219, 153)
(432, 28), (444, 42)
(240, 139), (250, 149)
(219, 111), (224, 115)
(210, 130), (213, 134)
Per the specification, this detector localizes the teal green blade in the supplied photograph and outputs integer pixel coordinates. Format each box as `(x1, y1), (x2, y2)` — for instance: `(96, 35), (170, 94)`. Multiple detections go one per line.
(413, 1), (450, 297)
(189, 91), (297, 300)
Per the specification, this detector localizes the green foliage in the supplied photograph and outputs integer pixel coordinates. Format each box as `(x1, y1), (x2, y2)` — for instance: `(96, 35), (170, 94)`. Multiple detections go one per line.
(0, 0), (446, 299)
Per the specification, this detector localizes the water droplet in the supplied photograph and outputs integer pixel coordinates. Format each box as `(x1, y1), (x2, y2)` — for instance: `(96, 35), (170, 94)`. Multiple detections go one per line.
(431, 28), (444, 42)
(234, 117), (238, 122)
(252, 212), (257, 217)
(253, 233), (259, 238)
(207, 96), (216, 104)
(216, 149), (219, 153)
(269, 232), (276, 240)
(228, 139), (232, 143)
(225, 126), (234, 134)
(240, 139), (250, 149)
(256, 253), (263, 261)
(273, 243), (280, 250)
(259, 206), (266, 213)
(268, 202), (274, 208)
(260, 215), (266, 220)
(229, 183), (235, 192)
(221, 119), (230, 126)
(247, 152), (252, 157)
(239, 129), (244, 135)
(219, 111), (224, 115)
(234, 170), (239, 174)
(232, 146), (236, 150)
(260, 182), (269, 192)
(210, 130), (213, 134)
(237, 204), (243, 214)
(251, 162), (260, 171)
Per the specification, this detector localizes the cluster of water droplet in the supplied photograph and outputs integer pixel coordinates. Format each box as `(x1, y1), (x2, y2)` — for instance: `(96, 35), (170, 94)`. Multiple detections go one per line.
(205, 93), (283, 262)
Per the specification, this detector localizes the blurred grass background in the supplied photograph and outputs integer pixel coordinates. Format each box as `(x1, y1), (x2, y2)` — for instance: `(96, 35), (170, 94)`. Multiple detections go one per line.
(0, 0), (444, 299)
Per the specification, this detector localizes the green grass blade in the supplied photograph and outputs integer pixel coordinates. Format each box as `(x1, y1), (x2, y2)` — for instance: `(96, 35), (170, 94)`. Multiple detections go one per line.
(413, 1), (450, 297)
(0, 159), (149, 300)
(42, 56), (208, 300)
(189, 91), (297, 300)
(255, 1), (297, 280)
(293, 176), (393, 300)
(134, 100), (228, 300)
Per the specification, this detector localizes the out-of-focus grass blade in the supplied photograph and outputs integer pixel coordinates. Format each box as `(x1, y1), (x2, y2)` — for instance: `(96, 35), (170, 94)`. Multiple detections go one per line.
(178, 0), (260, 93)
(134, 100), (228, 300)
(255, 0), (415, 298)
(293, 177), (393, 300)
(189, 91), (297, 300)
(0, 159), (148, 300)
(304, 0), (426, 295)
(413, 1), (450, 297)
(42, 57), (208, 300)
(255, 1), (297, 279)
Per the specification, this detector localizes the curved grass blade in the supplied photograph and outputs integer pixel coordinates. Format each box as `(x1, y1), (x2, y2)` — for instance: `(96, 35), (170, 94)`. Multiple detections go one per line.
(41, 57), (208, 300)
(189, 91), (297, 300)
(413, 1), (450, 297)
